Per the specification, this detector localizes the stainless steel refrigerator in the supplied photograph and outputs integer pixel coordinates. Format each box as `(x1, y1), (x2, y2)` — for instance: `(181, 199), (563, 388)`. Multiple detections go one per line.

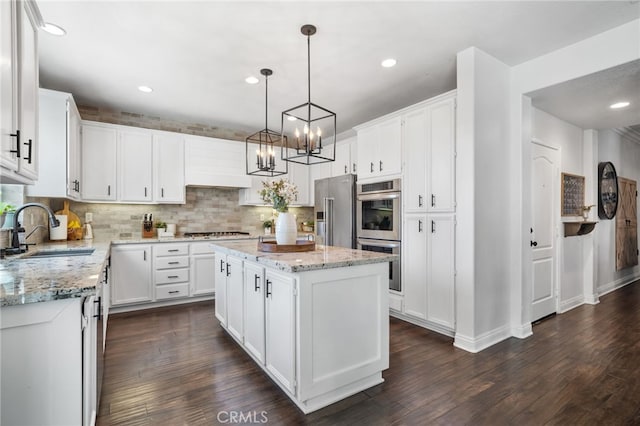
(314, 174), (356, 248)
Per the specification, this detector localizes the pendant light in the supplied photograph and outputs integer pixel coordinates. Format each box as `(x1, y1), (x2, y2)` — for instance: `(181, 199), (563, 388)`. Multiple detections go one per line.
(281, 24), (336, 165)
(246, 68), (288, 176)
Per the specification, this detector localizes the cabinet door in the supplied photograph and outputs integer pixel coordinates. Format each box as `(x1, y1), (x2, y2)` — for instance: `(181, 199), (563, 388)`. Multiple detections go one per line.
(243, 262), (265, 364)
(82, 124), (117, 201)
(226, 256), (244, 341)
(403, 214), (428, 320)
(119, 129), (153, 202)
(427, 97), (455, 212)
(190, 254), (215, 296)
(349, 138), (358, 175)
(0, 0), (18, 172)
(67, 98), (82, 199)
(427, 214), (455, 328)
(214, 253), (228, 325)
(289, 161), (310, 206)
(265, 270), (296, 394)
(154, 133), (185, 203)
(111, 245), (152, 306)
(377, 116), (402, 177)
(16, 0), (38, 180)
(403, 108), (428, 213)
(331, 140), (352, 177)
(356, 126), (377, 180)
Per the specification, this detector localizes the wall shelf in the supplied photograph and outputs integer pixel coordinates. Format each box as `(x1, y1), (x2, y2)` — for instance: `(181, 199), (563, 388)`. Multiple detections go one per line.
(563, 221), (597, 237)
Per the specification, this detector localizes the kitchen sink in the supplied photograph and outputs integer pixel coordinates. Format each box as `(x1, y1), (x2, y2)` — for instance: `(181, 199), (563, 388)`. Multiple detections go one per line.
(27, 248), (96, 258)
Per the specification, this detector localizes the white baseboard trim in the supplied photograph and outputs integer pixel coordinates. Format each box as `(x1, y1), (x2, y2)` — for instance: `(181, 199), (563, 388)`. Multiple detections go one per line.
(598, 274), (640, 297)
(583, 293), (600, 305)
(389, 311), (454, 337)
(453, 324), (511, 353)
(511, 323), (533, 339)
(110, 295), (214, 314)
(558, 295), (584, 313)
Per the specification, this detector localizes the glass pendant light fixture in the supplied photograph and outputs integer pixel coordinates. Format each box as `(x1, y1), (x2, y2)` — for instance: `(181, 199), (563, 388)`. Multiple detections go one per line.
(246, 68), (288, 176)
(281, 24), (336, 165)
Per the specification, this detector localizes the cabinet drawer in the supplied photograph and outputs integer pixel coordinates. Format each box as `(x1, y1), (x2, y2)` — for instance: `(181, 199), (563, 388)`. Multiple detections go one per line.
(155, 268), (189, 284)
(154, 244), (189, 257)
(155, 256), (189, 270)
(156, 283), (190, 300)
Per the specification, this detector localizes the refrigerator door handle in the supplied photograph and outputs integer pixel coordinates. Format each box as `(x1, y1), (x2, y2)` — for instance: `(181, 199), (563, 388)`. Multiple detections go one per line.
(324, 197), (335, 246)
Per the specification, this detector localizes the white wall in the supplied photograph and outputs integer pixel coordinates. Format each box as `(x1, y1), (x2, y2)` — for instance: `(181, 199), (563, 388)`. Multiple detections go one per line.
(531, 108), (586, 310)
(596, 129), (640, 294)
(455, 47), (511, 353)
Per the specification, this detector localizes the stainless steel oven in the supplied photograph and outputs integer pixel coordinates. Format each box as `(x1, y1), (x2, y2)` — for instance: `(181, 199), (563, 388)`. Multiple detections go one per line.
(357, 238), (401, 292)
(356, 179), (401, 241)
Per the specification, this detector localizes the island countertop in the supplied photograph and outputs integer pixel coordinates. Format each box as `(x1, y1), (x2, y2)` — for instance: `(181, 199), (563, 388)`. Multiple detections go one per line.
(209, 240), (398, 273)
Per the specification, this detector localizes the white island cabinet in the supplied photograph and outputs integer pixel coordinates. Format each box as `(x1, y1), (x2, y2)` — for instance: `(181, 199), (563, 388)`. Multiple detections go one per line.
(211, 241), (394, 414)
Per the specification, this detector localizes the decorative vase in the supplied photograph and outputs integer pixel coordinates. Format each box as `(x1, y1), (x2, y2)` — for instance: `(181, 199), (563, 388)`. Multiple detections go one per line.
(276, 212), (297, 245)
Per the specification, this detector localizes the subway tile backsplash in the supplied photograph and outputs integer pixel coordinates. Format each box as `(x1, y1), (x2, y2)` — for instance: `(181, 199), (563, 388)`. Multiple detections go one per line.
(28, 187), (313, 242)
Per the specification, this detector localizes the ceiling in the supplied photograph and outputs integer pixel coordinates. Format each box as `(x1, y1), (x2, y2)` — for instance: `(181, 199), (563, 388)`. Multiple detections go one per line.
(36, 1), (640, 138)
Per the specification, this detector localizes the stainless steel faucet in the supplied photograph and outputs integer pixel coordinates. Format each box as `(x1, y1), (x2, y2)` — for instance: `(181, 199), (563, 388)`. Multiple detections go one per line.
(11, 203), (60, 249)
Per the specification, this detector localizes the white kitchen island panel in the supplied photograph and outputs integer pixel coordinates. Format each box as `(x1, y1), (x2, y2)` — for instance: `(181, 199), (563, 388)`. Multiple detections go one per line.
(210, 241), (392, 414)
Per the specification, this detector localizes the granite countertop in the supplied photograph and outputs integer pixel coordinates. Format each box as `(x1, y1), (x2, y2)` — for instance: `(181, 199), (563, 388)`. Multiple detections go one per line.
(209, 240), (398, 273)
(0, 240), (110, 307)
(0, 234), (262, 307)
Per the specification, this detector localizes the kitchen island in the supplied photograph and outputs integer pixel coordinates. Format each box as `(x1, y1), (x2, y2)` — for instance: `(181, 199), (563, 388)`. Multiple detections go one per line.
(210, 240), (396, 414)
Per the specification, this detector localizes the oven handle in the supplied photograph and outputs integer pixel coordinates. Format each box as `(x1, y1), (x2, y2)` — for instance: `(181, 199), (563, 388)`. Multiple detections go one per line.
(357, 239), (401, 249)
(357, 192), (400, 202)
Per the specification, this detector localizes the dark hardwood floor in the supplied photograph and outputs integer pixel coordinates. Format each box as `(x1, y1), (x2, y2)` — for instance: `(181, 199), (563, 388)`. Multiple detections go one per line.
(98, 281), (640, 425)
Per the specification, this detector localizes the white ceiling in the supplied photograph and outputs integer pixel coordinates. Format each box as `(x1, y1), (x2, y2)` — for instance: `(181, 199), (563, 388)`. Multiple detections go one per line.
(36, 1), (640, 137)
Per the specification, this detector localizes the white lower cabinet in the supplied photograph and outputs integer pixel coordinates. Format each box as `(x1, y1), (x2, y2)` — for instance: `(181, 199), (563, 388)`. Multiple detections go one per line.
(111, 245), (152, 306)
(401, 213), (455, 332)
(153, 243), (189, 300)
(214, 252), (228, 326)
(243, 261), (266, 363)
(264, 268), (296, 393)
(225, 256), (244, 341)
(190, 242), (216, 296)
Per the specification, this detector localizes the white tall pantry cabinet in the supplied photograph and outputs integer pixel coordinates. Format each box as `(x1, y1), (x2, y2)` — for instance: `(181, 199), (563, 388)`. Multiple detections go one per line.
(399, 90), (457, 335)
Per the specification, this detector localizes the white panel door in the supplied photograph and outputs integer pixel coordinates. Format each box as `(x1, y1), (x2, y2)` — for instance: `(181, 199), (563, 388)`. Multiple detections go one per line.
(265, 269), (296, 394)
(403, 107), (428, 213)
(243, 262), (265, 364)
(531, 141), (559, 321)
(214, 253), (228, 326)
(377, 116), (402, 177)
(82, 124), (117, 201)
(403, 214), (428, 320)
(119, 129), (153, 202)
(111, 245), (152, 306)
(226, 256), (244, 342)
(427, 97), (456, 213)
(154, 133), (185, 203)
(331, 139), (353, 177)
(427, 214), (455, 328)
(356, 126), (378, 180)
(190, 254), (215, 296)
(0, 0), (18, 172)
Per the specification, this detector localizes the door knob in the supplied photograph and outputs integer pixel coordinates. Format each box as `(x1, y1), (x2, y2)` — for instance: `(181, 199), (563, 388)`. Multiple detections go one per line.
(530, 241), (538, 247)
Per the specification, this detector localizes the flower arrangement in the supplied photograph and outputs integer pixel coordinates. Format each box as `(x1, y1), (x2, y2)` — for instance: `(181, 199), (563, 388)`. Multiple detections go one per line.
(259, 179), (298, 212)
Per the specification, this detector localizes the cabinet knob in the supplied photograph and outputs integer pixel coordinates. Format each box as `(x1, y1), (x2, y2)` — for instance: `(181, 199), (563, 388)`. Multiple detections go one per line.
(530, 240), (538, 247)
(344, 165), (348, 174)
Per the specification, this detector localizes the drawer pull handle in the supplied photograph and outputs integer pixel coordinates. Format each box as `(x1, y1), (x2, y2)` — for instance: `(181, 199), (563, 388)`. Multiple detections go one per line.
(9, 130), (20, 157)
(226, 263), (231, 276)
(168, 261), (180, 265)
(168, 249), (179, 252)
(254, 274), (260, 291)
(168, 275), (179, 279)
(168, 290), (180, 294)
(266, 279), (272, 298)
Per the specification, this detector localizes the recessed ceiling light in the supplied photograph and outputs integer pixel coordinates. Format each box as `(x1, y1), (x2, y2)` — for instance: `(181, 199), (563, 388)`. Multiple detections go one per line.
(381, 58), (397, 68)
(41, 22), (66, 36)
(138, 85), (153, 93)
(245, 76), (259, 85)
(610, 101), (630, 109)
(287, 116), (297, 121)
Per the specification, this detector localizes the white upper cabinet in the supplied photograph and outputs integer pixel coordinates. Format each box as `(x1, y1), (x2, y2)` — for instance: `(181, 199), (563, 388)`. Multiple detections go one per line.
(154, 132), (185, 203)
(26, 89), (82, 199)
(356, 116), (402, 182)
(1, 0), (41, 184)
(118, 129), (153, 203)
(288, 159), (310, 206)
(427, 95), (456, 213)
(82, 123), (117, 201)
(185, 136), (251, 188)
(403, 107), (428, 213)
(331, 137), (356, 177)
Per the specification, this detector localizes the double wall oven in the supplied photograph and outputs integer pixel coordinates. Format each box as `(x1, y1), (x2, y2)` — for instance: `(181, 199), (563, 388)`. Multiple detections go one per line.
(356, 179), (402, 292)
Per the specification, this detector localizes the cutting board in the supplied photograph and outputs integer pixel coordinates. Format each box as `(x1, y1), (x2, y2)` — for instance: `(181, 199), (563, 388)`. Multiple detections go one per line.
(55, 200), (82, 239)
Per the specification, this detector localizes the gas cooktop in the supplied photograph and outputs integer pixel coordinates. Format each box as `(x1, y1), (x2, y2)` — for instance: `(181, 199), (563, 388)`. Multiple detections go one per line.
(183, 231), (251, 238)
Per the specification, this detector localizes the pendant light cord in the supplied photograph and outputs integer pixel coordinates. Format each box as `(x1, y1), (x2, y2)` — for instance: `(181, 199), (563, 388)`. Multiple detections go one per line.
(265, 73), (268, 130)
